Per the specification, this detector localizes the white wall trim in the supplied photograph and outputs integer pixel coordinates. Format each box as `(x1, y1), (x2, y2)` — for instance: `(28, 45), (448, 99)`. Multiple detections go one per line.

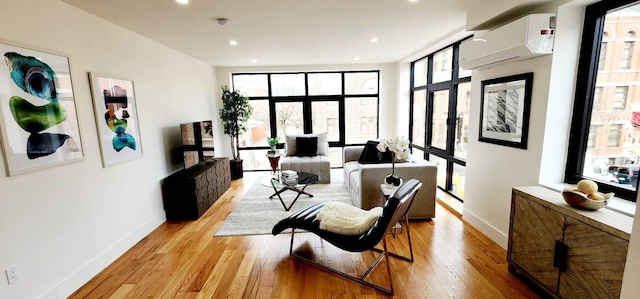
(40, 212), (166, 299)
(462, 210), (509, 249)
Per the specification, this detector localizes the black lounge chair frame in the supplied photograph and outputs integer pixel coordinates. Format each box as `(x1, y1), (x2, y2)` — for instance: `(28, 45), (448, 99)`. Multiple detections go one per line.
(272, 179), (422, 295)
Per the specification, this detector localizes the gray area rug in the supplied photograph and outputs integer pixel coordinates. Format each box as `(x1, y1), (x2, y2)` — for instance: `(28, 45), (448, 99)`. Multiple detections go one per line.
(215, 175), (352, 236)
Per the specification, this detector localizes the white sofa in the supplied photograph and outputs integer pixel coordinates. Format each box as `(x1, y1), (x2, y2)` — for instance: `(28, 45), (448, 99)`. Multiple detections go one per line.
(343, 145), (437, 220)
(280, 132), (331, 183)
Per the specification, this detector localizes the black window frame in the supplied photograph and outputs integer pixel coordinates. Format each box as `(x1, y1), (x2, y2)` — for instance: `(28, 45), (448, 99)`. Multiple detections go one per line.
(409, 37), (472, 201)
(231, 70), (380, 169)
(566, 0), (639, 201)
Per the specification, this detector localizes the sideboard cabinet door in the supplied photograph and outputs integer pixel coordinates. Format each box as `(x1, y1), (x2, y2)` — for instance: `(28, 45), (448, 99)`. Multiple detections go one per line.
(559, 216), (628, 299)
(509, 194), (565, 293)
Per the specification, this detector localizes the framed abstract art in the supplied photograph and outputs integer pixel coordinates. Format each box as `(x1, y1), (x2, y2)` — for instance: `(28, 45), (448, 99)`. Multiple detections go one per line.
(89, 73), (143, 167)
(0, 40), (84, 176)
(479, 72), (533, 149)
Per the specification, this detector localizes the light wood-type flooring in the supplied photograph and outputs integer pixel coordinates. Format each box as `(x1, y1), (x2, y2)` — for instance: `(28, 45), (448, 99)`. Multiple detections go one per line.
(70, 171), (541, 298)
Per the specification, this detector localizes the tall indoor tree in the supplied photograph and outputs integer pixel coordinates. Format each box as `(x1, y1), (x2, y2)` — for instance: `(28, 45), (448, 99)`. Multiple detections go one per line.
(219, 86), (253, 179)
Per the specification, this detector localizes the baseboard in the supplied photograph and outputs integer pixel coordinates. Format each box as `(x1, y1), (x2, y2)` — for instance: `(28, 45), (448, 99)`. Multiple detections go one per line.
(462, 210), (509, 249)
(40, 211), (167, 299)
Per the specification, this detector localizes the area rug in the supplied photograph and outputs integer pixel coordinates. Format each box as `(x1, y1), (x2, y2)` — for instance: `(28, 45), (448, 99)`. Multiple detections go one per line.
(214, 174), (352, 236)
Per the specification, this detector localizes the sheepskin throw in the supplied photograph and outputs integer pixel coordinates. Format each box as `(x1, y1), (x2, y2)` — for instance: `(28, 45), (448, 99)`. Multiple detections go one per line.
(315, 201), (383, 235)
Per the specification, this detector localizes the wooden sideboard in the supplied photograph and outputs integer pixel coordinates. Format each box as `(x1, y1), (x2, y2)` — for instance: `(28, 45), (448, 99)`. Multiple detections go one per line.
(162, 157), (230, 221)
(509, 186), (633, 298)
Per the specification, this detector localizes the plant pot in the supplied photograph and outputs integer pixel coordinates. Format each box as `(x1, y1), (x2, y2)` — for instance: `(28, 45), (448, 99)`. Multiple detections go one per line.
(384, 174), (403, 187)
(230, 159), (244, 180)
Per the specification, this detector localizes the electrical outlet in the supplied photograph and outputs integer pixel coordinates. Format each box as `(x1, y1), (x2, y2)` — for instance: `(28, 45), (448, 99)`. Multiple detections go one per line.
(5, 266), (19, 284)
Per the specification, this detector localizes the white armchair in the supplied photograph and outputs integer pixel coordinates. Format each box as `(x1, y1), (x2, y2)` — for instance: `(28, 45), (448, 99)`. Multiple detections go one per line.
(280, 132), (331, 183)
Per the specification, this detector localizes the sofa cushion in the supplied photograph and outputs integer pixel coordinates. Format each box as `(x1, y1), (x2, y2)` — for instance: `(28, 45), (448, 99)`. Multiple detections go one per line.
(280, 155), (331, 184)
(296, 136), (318, 156)
(285, 132), (328, 156)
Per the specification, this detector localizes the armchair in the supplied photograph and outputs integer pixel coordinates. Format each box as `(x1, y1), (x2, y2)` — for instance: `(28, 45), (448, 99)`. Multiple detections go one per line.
(280, 132), (331, 183)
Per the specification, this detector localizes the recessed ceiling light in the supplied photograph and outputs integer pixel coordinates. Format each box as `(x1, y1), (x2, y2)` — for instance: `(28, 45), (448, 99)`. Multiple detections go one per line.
(408, 0), (418, 2)
(370, 37), (379, 43)
(176, 0), (189, 4)
(251, 59), (258, 63)
(229, 40), (238, 46)
(354, 57), (360, 61)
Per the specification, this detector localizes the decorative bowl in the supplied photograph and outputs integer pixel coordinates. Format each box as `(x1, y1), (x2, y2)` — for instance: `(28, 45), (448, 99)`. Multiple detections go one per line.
(561, 186), (613, 211)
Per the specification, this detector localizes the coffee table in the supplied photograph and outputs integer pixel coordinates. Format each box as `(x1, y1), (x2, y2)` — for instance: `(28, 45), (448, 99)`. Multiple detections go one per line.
(261, 172), (319, 211)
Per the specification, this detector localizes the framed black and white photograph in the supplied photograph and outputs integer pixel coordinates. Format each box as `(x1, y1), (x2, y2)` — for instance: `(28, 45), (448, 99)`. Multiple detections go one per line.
(478, 72), (533, 149)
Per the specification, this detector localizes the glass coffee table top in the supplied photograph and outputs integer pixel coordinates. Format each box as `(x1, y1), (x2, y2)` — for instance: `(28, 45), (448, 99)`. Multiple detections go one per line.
(261, 172), (320, 211)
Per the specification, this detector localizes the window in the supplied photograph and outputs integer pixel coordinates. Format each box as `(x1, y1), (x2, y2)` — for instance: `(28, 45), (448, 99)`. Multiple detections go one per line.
(410, 38), (471, 201)
(431, 90), (449, 149)
(411, 90), (426, 147)
(358, 117), (376, 135)
(455, 82), (471, 160)
(413, 58), (428, 87)
(232, 71), (380, 170)
(567, 0), (640, 201)
(613, 86), (628, 110)
(587, 126), (597, 148)
(346, 97), (378, 144)
(622, 32), (635, 69)
(312, 101), (340, 142)
(327, 118), (338, 135)
(599, 40), (607, 70)
(432, 47), (452, 83)
(593, 87), (603, 110)
(608, 124), (622, 147)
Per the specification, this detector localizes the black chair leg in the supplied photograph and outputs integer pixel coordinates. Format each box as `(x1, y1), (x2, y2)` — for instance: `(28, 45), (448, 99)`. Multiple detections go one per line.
(371, 215), (414, 263)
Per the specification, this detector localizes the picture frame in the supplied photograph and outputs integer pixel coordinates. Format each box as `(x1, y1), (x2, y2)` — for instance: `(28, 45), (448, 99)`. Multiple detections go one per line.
(478, 72), (533, 149)
(88, 73), (143, 167)
(0, 40), (84, 176)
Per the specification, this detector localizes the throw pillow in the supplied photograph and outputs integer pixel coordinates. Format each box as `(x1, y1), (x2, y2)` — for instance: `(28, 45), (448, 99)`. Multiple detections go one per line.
(358, 140), (381, 164)
(296, 136), (318, 156)
(379, 149), (394, 162)
(285, 135), (297, 156)
(285, 132), (329, 156)
(315, 132), (328, 156)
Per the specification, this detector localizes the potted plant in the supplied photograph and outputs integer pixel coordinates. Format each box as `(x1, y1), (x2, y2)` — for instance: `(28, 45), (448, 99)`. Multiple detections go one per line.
(267, 136), (279, 153)
(376, 136), (410, 187)
(218, 86), (253, 179)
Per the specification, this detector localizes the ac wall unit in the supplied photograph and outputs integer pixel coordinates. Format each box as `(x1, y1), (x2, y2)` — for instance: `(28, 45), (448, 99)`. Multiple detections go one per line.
(459, 13), (556, 70)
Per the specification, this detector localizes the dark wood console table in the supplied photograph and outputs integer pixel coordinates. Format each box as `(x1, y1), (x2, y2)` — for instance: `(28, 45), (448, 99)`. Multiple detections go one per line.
(162, 157), (230, 220)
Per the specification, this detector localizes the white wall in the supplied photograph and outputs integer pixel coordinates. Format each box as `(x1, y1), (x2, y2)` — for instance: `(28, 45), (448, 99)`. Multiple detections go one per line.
(215, 63), (400, 157)
(463, 56), (553, 247)
(0, 1), (218, 298)
(462, 0), (640, 294)
(463, 3), (584, 248)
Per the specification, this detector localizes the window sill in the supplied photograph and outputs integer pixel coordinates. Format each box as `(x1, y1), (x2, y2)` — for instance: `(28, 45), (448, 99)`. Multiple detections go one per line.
(539, 182), (636, 217)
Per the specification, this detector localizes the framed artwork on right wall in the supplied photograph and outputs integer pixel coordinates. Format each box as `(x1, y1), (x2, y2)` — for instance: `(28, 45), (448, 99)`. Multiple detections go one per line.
(478, 72), (534, 149)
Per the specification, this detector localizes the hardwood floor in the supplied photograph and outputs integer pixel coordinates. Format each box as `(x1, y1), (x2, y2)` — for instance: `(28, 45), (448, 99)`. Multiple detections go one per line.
(70, 171), (541, 298)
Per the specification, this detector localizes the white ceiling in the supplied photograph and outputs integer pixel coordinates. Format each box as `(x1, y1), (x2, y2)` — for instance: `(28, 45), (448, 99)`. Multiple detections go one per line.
(60, 0), (473, 67)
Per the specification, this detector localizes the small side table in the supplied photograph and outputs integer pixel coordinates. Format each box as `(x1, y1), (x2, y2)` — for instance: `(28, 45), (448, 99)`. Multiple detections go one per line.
(380, 184), (402, 236)
(380, 184), (399, 198)
(266, 152), (281, 177)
